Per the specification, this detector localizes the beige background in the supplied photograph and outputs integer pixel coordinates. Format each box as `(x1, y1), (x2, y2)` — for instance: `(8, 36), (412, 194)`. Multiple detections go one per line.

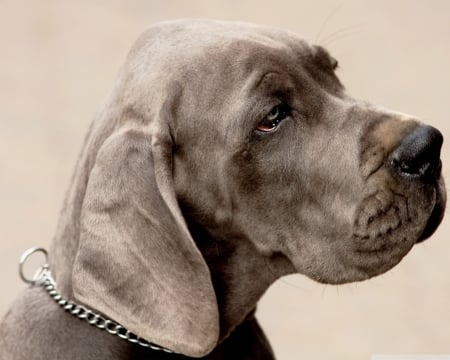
(1, 1), (449, 359)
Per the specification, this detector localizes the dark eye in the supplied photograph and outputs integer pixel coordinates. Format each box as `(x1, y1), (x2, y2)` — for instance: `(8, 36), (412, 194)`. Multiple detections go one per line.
(256, 104), (290, 133)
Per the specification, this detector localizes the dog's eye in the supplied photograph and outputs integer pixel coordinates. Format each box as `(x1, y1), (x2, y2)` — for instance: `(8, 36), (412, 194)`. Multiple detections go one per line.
(256, 104), (290, 132)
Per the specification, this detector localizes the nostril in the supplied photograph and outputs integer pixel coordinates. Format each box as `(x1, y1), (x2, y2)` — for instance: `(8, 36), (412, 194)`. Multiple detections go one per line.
(392, 156), (430, 176)
(390, 125), (443, 181)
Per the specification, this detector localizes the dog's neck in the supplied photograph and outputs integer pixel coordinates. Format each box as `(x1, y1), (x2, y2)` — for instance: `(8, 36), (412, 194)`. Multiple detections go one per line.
(48, 158), (295, 348)
(185, 215), (295, 341)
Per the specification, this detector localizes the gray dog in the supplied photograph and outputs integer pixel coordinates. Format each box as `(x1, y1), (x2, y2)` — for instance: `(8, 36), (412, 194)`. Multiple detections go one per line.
(0, 19), (446, 360)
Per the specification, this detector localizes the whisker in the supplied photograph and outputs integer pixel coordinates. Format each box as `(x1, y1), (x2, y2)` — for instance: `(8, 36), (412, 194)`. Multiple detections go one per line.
(315, 3), (343, 43)
(321, 25), (364, 47)
(321, 24), (363, 43)
(263, 257), (306, 291)
(278, 277), (306, 291)
(323, 30), (362, 48)
(335, 284), (341, 296)
(321, 284), (329, 298)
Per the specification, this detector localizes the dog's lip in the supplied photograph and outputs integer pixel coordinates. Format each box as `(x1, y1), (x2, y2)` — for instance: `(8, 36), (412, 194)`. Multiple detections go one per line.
(354, 243), (395, 255)
(416, 181), (445, 243)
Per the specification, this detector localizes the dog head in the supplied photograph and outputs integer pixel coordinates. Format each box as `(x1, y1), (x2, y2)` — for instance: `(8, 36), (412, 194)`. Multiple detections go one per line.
(51, 20), (445, 357)
(161, 20), (445, 284)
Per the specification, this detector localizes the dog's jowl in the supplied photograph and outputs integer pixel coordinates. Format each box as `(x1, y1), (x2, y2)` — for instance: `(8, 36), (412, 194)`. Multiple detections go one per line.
(0, 20), (445, 360)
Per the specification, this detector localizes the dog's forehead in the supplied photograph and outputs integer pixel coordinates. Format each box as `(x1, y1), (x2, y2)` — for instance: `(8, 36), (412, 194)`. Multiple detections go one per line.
(152, 19), (309, 49)
(129, 20), (314, 76)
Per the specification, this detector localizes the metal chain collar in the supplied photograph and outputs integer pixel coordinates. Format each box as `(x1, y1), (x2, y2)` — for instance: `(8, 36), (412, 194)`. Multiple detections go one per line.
(19, 247), (174, 354)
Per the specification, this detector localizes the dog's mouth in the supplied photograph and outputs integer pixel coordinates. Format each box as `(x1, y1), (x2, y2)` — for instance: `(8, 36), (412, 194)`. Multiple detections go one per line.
(345, 177), (446, 280)
(289, 180), (446, 286)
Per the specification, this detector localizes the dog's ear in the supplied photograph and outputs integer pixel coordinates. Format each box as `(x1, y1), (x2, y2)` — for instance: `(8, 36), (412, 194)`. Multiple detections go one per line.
(72, 121), (219, 357)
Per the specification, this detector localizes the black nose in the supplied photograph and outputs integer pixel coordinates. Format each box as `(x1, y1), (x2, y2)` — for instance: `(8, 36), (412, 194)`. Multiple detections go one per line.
(390, 125), (443, 182)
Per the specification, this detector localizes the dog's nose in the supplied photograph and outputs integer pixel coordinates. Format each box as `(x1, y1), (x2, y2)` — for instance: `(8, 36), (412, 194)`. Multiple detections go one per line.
(390, 125), (443, 182)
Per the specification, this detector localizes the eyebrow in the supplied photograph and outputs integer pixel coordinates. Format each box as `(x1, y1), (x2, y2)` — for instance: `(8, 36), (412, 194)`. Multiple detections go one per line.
(253, 71), (282, 90)
(312, 45), (337, 69)
(312, 45), (330, 57)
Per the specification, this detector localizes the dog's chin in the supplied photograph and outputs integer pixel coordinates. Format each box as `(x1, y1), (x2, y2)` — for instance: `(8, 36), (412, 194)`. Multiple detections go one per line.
(309, 239), (415, 285)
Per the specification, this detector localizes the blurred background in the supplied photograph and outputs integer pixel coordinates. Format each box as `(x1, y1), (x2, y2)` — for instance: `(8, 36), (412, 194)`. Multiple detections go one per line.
(1, 1), (449, 359)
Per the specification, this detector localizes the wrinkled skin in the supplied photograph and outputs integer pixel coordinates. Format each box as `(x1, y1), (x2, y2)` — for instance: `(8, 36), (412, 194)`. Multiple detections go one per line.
(0, 20), (445, 360)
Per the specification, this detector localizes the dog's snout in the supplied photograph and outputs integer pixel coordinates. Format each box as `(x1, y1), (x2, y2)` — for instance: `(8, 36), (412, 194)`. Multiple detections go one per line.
(390, 125), (443, 181)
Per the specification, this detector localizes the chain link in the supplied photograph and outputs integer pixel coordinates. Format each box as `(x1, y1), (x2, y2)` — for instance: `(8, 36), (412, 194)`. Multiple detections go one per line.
(19, 248), (173, 354)
(41, 269), (173, 353)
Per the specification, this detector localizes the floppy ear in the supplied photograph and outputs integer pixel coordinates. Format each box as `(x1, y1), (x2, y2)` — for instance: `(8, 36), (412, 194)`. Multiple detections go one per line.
(72, 123), (219, 357)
